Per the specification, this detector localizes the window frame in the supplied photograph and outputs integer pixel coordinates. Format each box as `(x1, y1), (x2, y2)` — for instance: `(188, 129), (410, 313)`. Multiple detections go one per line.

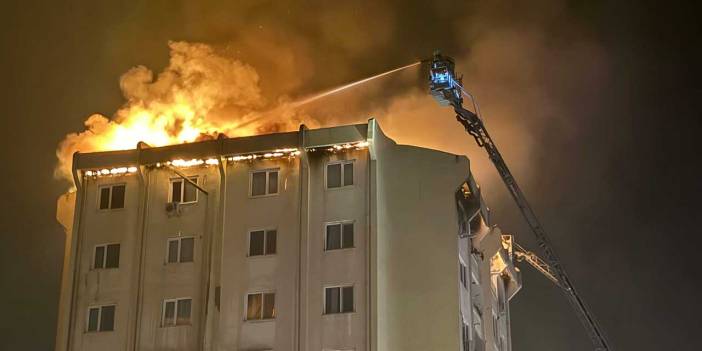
(166, 236), (195, 264)
(249, 168), (280, 198)
(459, 258), (468, 289)
(161, 297), (193, 327)
(168, 176), (200, 204)
(325, 160), (355, 189)
(323, 284), (355, 315)
(247, 228), (277, 257)
(244, 291), (276, 321)
(323, 221), (355, 251)
(97, 183), (126, 210)
(92, 243), (120, 269)
(86, 304), (116, 332)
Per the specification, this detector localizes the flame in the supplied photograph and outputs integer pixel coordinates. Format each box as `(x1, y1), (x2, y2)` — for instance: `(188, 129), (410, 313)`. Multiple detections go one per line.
(55, 41), (311, 183)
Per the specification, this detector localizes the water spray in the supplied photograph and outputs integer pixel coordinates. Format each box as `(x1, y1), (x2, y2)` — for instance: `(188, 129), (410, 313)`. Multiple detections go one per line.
(233, 61), (421, 129)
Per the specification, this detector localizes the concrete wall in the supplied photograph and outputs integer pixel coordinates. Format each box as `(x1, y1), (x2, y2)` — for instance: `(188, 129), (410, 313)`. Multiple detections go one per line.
(369, 121), (469, 351)
(303, 148), (369, 351)
(69, 174), (141, 351)
(56, 121), (519, 351)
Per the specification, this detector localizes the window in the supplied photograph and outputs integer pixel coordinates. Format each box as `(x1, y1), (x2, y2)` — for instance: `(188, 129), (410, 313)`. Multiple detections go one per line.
(87, 305), (115, 332)
(326, 161), (353, 188)
(248, 229), (276, 256)
(459, 261), (468, 289)
(250, 169), (279, 197)
(167, 237), (194, 263)
(94, 244), (120, 269)
(324, 286), (354, 314)
(246, 292), (275, 320)
(325, 222), (354, 250)
(162, 298), (192, 326)
(98, 184), (125, 210)
(471, 254), (481, 285)
(462, 318), (470, 350)
(170, 177), (199, 204)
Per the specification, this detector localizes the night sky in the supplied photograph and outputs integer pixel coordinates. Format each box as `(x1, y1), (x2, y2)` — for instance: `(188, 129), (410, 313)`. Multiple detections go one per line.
(1, 1), (700, 350)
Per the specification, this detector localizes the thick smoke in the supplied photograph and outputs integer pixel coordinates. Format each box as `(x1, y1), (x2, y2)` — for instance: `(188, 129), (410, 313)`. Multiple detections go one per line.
(55, 41), (312, 181)
(56, 0), (609, 202)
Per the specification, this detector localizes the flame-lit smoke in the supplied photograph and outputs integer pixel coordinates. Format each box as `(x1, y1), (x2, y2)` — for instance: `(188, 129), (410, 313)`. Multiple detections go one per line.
(55, 41), (312, 182)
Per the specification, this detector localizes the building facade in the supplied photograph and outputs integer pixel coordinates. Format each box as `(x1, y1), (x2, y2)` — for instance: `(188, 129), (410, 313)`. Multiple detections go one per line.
(55, 120), (521, 351)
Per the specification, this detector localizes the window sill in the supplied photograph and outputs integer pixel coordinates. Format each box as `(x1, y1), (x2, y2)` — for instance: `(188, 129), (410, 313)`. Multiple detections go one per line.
(97, 208), (126, 213)
(244, 318), (276, 323)
(322, 311), (356, 317)
(246, 254), (277, 260)
(324, 185), (355, 191)
(160, 323), (192, 328)
(323, 247), (356, 253)
(248, 193), (280, 199)
(85, 330), (115, 334)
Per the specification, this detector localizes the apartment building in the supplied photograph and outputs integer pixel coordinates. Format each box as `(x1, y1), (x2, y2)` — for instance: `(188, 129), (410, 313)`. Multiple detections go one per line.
(55, 119), (522, 351)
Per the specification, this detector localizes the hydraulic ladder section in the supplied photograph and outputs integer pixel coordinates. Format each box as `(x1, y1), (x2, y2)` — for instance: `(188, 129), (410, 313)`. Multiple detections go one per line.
(429, 51), (611, 351)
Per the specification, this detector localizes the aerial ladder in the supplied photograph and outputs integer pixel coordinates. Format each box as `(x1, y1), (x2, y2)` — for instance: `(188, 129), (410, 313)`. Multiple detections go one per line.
(428, 51), (611, 351)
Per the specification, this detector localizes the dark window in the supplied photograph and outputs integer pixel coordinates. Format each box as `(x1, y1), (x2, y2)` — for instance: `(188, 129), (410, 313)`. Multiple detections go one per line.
(326, 161), (354, 188)
(171, 181), (182, 203)
(162, 298), (191, 326)
(176, 299), (191, 325)
(325, 222), (354, 250)
(246, 292), (275, 320)
(94, 244), (119, 269)
(99, 188), (110, 210)
(99, 185), (125, 210)
(326, 163), (341, 188)
(100, 305), (115, 331)
(325, 287), (339, 314)
(167, 237), (194, 263)
(325, 286), (354, 314)
(251, 172), (266, 196)
(249, 230), (276, 256)
(87, 305), (115, 332)
(459, 261), (468, 289)
(180, 238), (194, 262)
(94, 246), (105, 269)
(342, 286), (354, 313)
(342, 223), (354, 248)
(170, 177), (198, 203)
(105, 244), (120, 268)
(462, 320), (470, 350)
(163, 301), (175, 326)
(265, 230), (277, 255)
(251, 170), (279, 196)
(343, 162), (354, 186)
(167, 240), (179, 263)
(87, 308), (99, 332)
(110, 185), (125, 209)
(268, 171), (278, 194)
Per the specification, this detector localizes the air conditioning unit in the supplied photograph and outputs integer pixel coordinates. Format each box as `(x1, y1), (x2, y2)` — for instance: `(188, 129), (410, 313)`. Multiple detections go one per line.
(165, 202), (182, 217)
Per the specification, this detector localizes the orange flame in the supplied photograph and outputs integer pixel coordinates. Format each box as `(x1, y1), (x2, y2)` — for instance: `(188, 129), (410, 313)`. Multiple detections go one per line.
(55, 41), (310, 182)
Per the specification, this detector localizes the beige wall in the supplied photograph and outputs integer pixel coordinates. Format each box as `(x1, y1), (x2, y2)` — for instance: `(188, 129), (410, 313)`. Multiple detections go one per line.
(56, 121), (519, 351)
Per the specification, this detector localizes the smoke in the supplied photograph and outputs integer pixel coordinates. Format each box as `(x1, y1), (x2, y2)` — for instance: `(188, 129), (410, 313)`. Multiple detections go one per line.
(55, 41), (313, 181)
(55, 0), (610, 199)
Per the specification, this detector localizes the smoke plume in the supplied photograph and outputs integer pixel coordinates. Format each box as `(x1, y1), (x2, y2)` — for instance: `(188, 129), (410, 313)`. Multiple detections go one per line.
(55, 41), (312, 181)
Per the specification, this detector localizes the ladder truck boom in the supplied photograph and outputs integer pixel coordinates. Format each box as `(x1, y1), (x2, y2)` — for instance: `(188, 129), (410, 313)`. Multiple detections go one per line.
(428, 51), (611, 351)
